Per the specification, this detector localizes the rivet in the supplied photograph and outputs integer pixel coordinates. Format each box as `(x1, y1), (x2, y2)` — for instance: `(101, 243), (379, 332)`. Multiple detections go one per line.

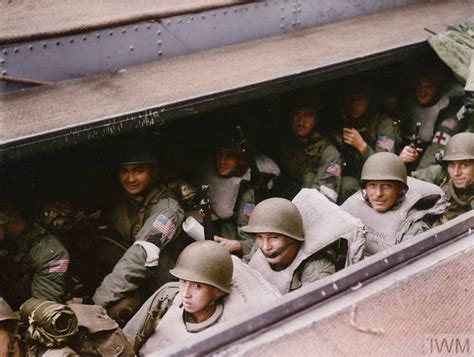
(2, 50), (7, 55)
(201, 15), (205, 19)
(157, 40), (162, 46)
(96, 33), (101, 38)
(212, 13), (217, 17)
(321, 290), (326, 297)
(178, 19), (182, 23)
(280, 24), (284, 29)
(28, 45), (33, 50)
(69, 39), (74, 43)
(2, 70), (6, 75)
(297, 21), (301, 25)
(129, 46), (134, 51)
(109, 31), (113, 36)
(158, 51), (162, 56)
(43, 43), (47, 48)
(157, 30), (161, 35)
(56, 41), (61, 46)
(0, 59), (4, 64)
(82, 36), (87, 41)
(134, 26), (139, 31)
(146, 24), (151, 29)
(167, 20), (172, 25)
(122, 29), (126, 34)
(255, 5), (258, 9)
(223, 11), (227, 15)
(280, 16), (285, 20)
(14, 48), (19, 53)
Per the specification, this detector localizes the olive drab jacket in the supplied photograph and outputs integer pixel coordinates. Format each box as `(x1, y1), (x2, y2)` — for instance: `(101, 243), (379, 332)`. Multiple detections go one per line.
(412, 164), (474, 224)
(342, 177), (449, 256)
(334, 112), (401, 178)
(0, 223), (69, 310)
(93, 185), (184, 308)
(279, 132), (342, 202)
(123, 256), (281, 355)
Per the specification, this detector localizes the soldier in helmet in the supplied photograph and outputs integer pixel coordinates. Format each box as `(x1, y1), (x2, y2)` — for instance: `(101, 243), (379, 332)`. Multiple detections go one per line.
(412, 132), (474, 223)
(242, 197), (336, 294)
(196, 131), (280, 256)
(123, 241), (232, 354)
(334, 77), (401, 203)
(92, 146), (186, 327)
(277, 92), (343, 202)
(0, 201), (70, 310)
(342, 152), (448, 256)
(0, 298), (21, 357)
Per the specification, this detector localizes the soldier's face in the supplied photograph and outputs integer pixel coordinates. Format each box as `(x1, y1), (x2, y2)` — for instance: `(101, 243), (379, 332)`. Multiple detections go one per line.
(345, 94), (368, 119)
(364, 180), (405, 212)
(415, 79), (437, 105)
(119, 163), (154, 195)
(256, 233), (299, 269)
(179, 279), (223, 319)
(215, 149), (241, 177)
(291, 108), (316, 138)
(447, 160), (474, 189)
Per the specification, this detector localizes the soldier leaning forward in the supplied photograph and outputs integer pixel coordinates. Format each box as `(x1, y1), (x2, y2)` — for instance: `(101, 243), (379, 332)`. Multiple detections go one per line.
(278, 95), (343, 203)
(342, 153), (449, 257)
(123, 241), (280, 355)
(333, 78), (401, 203)
(195, 136), (280, 256)
(0, 202), (70, 310)
(412, 132), (474, 224)
(92, 148), (186, 327)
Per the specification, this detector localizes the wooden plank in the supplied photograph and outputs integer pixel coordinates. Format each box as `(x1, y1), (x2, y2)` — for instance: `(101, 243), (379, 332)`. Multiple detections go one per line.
(1, 1), (471, 160)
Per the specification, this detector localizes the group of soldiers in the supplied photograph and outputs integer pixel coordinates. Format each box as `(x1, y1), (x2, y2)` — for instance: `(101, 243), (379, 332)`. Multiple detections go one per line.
(1, 63), (473, 355)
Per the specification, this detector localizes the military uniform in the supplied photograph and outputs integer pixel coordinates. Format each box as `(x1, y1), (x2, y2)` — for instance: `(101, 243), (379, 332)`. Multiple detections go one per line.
(279, 132), (342, 202)
(93, 185), (185, 311)
(342, 153), (448, 257)
(335, 112), (401, 202)
(241, 196), (361, 294)
(123, 243), (280, 355)
(0, 223), (69, 310)
(417, 96), (465, 169)
(413, 132), (474, 224)
(198, 154), (280, 256)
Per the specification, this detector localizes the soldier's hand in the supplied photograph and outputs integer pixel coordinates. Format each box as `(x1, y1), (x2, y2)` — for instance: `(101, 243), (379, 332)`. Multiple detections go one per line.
(214, 236), (242, 254)
(343, 128), (368, 154)
(399, 145), (421, 163)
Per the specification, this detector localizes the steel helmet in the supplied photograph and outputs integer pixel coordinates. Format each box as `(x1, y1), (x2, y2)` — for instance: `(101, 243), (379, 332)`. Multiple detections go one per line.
(169, 241), (233, 293)
(241, 197), (304, 241)
(361, 152), (407, 186)
(442, 132), (474, 161)
(0, 298), (18, 322)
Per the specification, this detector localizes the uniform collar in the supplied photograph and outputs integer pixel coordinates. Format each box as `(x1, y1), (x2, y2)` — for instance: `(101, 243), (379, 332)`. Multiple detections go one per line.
(183, 303), (224, 333)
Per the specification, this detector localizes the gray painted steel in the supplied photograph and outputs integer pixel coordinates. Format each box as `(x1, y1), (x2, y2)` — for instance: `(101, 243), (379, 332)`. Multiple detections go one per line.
(0, 1), (470, 161)
(157, 211), (474, 356)
(0, 0), (423, 93)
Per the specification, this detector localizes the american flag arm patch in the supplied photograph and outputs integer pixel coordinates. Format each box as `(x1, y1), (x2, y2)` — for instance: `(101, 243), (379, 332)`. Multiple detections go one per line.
(242, 203), (255, 218)
(326, 162), (341, 177)
(440, 117), (458, 130)
(152, 214), (176, 238)
(375, 136), (394, 151)
(432, 131), (451, 145)
(48, 259), (69, 273)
